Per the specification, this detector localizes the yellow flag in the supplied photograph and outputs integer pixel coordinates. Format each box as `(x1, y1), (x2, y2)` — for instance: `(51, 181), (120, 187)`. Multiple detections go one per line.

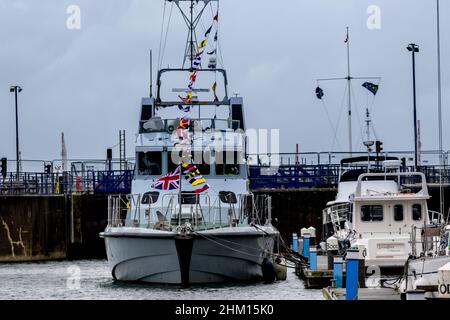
(198, 39), (207, 49)
(191, 177), (206, 187)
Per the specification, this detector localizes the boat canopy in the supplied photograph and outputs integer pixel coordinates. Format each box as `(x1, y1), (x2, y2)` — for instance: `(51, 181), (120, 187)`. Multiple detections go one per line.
(340, 156), (398, 165)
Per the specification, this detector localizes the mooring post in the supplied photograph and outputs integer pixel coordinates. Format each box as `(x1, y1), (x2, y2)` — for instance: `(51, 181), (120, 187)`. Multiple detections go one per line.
(292, 233), (298, 252)
(333, 256), (343, 288)
(298, 236), (304, 255)
(346, 248), (360, 300)
(302, 233), (310, 259)
(309, 247), (317, 271)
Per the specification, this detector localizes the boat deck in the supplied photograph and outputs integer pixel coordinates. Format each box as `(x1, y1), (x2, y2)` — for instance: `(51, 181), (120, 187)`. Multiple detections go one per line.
(322, 287), (401, 300)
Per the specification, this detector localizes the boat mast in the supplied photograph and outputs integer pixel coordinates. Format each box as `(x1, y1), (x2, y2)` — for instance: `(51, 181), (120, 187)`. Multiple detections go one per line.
(317, 27), (380, 156)
(363, 108), (374, 171)
(150, 49), (153, 97)
(346, 27), (352, 156)
(189, 0), (194, 69)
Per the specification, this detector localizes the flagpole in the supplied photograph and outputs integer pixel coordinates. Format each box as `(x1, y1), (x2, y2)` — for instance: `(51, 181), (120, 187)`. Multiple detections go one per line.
(178, 163), (182, 226)
(346, 26), (352, 156)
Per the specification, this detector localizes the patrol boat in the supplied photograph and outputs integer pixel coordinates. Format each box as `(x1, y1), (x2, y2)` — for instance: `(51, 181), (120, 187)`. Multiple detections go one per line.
(100, 0), (279, 286)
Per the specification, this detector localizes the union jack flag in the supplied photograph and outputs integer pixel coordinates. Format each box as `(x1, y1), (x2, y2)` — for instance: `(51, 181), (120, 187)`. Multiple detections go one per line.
(151, 167), (180, 190)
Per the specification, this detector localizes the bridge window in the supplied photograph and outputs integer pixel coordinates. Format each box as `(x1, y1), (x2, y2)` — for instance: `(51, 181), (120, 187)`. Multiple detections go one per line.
(137, 151), (162, 176)
(412, 204), (422, 221)
(168, 151), (210, 175)
(216, 151), (241, 176)
(394, 205), (404, 221)
(361, 205), (383, 222)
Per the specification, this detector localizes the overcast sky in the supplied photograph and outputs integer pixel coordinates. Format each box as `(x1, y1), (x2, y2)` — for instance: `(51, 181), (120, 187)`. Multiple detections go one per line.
(0, 0), (449, 165)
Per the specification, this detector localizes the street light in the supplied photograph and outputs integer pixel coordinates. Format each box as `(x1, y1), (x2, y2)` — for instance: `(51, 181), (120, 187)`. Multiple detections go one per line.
(406, 43), (419, 169)
(9, 85), (22, 174)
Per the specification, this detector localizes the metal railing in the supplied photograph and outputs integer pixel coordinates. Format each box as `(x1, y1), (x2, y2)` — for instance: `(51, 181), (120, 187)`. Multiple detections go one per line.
(247, 150), (450, 167)
(0, 170), (133, 195)
(249, 164), (450, 190)
(106, 193), (272, 231)
(410, 219), (447, 258)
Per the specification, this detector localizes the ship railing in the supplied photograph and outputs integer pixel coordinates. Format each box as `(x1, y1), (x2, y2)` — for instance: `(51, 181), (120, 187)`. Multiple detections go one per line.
(153, 193), (273, 230)
(107, 194), (159, 228)
(161, 193), (215, 229)
(410, 221), (448, 258)
(160, 193), (244, 230)
(140, 118), (240, 134)
(428, 210), (444, 225)
(323, 203), (351, 235)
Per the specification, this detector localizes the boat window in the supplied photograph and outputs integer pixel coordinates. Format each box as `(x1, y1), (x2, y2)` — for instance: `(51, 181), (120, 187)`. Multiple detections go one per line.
(412, 204), (422, 221)
(141, 191), (160, 204)
(168, 151), (210, 175)
(216, 151), (241, 176)
(138, 151), (162, 175)
(192, 150), (211, 175)
(168, 150), (183, 173)
(394, 204), (404, 221)
(360, 205), (383, 222)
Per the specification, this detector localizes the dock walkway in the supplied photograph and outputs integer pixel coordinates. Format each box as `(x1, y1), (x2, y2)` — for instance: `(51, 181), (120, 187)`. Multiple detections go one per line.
(322, 287), (401, 300)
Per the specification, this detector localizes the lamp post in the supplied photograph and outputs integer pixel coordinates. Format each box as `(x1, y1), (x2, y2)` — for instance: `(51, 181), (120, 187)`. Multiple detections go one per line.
(436, 0), (444, 217)
(9, 85), (22, 174)
(407, 44), (419, 169)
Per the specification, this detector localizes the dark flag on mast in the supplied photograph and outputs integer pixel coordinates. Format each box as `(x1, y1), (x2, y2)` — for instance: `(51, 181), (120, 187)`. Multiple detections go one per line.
(315, 86), (324, 99)
(362, 82), (379, 95)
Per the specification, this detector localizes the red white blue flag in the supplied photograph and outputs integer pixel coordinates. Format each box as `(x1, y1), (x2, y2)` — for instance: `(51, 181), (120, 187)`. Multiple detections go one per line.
(151, 167), (181, 190)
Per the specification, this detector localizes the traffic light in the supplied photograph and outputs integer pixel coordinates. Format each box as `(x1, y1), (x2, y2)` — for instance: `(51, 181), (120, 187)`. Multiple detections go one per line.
(107, 148), (113, 171)
(107, 148), (112, 161)
(1, 158), (6, 178)
(375, 141), (383, 153)
(401, 157), (406, 168)
(44, 163), (52, 174)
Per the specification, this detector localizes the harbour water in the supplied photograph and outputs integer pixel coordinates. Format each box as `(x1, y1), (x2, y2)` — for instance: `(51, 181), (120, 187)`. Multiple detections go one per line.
(0, 260), (323, 300)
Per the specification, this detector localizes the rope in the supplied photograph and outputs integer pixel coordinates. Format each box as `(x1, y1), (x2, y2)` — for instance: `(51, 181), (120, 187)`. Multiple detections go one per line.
(194, 228), (271, 253)
(350, 82), (366, 151)
(160, 2), (174, 70)
(317, 80), (343, 151)
(193, 230), (271, 259)
(157, 1), (167, 70)
(193, 228), (304, 269)
(330, 81), (350, 152)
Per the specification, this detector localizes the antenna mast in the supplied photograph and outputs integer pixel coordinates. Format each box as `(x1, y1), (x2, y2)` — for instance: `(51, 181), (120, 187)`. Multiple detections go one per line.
(317, 27), (381, 155)
(61, 132), (67, 172)
(171, 0), (216, 68)
(346, 27), (352, 156)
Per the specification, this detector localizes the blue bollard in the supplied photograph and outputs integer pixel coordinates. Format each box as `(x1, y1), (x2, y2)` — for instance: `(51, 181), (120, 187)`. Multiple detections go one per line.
(292, 233), (298, 252)
(346, 249), (360, 300)
(309, 247), (317, 271)
(302, 234), (310, 259)
(333, 256), (343, 288)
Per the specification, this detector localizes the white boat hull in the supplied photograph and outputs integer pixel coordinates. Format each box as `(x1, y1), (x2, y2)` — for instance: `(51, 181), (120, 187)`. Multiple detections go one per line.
(101, 226), (278, 285)
(400, 255), (450, 293)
